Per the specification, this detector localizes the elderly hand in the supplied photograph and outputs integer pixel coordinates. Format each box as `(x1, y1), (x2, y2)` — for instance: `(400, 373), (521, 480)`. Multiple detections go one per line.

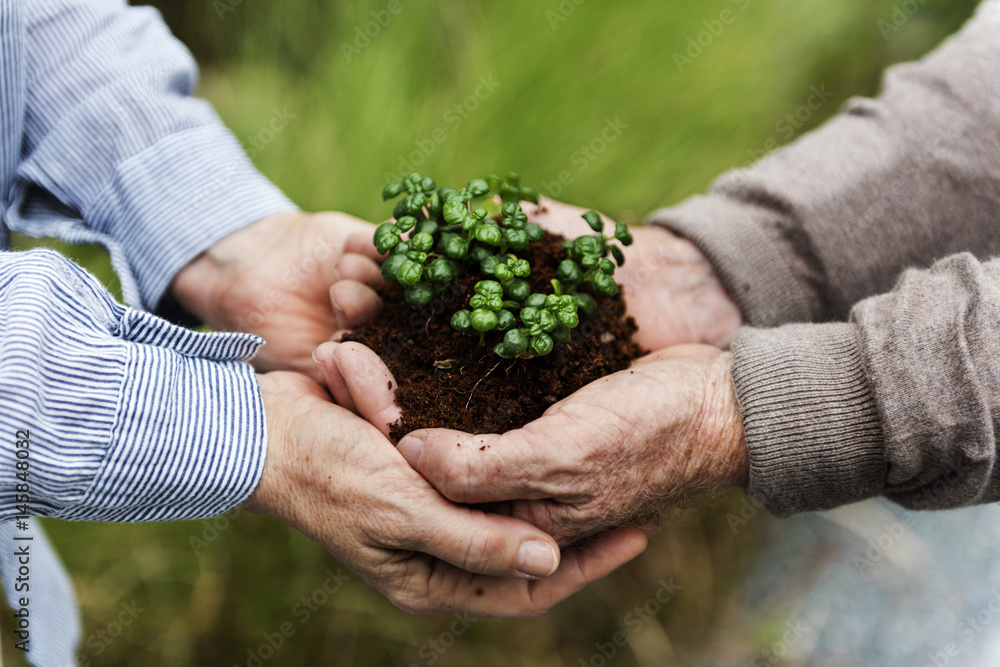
(244, 366), (649, 617)
(525, 198), (743, 350)
(319, 341), (749, 547)
(171, 211), (384, 377)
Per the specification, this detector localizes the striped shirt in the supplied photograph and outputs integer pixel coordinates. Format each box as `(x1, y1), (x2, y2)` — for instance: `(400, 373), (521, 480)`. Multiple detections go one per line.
(0, 1), (296, 662)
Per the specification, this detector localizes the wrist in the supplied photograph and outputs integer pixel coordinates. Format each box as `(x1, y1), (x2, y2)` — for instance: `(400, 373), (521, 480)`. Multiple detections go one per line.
(691, 354), (750, 491)
(170, 211), (300, 327)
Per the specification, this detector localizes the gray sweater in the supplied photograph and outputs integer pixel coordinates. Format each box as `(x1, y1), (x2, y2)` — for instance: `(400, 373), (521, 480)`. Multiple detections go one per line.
(649, 1), (1000, 517)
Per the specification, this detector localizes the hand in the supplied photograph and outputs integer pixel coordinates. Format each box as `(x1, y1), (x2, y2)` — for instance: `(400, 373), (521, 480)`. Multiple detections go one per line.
(525, 198), (743, 350)
(171, 211), (385, 377)
(393, 345), (749, 546)
(244, 366), (649, 617)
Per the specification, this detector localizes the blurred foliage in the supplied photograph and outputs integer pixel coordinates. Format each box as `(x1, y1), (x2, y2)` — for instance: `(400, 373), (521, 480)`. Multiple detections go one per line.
(6, 0), (981, 665)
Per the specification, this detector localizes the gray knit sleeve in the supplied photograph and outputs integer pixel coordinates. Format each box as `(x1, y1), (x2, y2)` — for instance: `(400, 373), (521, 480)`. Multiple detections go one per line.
(734, 254), (1000, 516)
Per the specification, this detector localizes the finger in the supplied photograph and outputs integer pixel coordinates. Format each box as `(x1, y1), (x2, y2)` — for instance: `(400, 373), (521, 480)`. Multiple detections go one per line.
(335, 253), (383, 288)
(403, 526), (648, 618)
(332, 342), (402, 438)
(397, 425), (567, 504)
(344, 226), (383, 260)
(406, 502), (563, 580)
(313, 343), (358, 413)
(331, 280), (383, 330)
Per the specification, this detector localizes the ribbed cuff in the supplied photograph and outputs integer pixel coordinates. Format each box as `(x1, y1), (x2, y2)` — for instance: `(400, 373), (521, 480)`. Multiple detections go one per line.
(732, 323), (887, 517)
(87, 125), (297, 310)
(647, 195), (817, 327)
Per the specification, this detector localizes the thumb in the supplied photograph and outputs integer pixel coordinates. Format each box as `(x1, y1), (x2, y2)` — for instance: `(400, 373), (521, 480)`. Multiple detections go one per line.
(314, 342), (402, 438)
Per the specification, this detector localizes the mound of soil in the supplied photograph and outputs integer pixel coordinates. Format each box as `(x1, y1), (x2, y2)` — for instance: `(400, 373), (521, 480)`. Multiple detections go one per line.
(343, 233), (644, 439)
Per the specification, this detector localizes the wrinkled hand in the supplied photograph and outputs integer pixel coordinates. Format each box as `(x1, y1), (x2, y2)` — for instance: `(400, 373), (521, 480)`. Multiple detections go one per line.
(525, 198), (743, 350)
(371, 345), (750, 546)
(244, 363), (649, 617)
(171, 211), (385, 376)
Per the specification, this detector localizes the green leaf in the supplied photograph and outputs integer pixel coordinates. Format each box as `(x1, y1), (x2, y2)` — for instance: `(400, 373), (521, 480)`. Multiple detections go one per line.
(475, 280), (504, 297)
(414, 220), (439, 237)
(392, 199), (410, 220)
(520, 307), (540, 325)
(475, 224), (503, 247)
(520, 187), (540, 205)
(425, 258), (455, 284)
(511, 260), (531, 278)
(469, 294), (485, 309)
(438, 188), (462, 203)
(599, 259), (616, 275)
(375, 232), (400, 255)
(538, 310), (557, 333)
(467, 179), (491, 197)
(405, 282), (434, 308)
(480, 255), (500, 276)
(410, 232), (435, 253)
(394, 216), (417, 233)
(451, 310), (473, 333)
(557, 259), (583, 285)
(525, 223), (546, 243)
(493, 263), (513, 283)
(471, 309), (499, 333)
(581, 254), (600, 269)
(443, 200), (467, 225)
(503, 329), (529, 354)
(529, 333), (554, 357)
(380, 253), (408, 283)
(582, 210), (604, 232)
(557, 310), (580, 328)
(524, 293), (547, 309)
(592, 272), (619, 295)
(611, 245), (626, 266)
(495, 343), (517, 359)
(397, 260), (423, 287)
(405, 251), (428, 264)
(420, 176), (436, 193)
(574, 236), (601, 257)
(441, 234), (469, 260)
(503, 279), (531, 303)
(503, 228), (529, 251)
(615, 222), (634, 246)
(497, 310), (517, 332)
(382, 182), (405, 201)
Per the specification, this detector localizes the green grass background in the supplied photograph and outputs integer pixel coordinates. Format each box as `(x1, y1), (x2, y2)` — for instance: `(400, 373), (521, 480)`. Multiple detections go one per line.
(6, 0), (980, 664)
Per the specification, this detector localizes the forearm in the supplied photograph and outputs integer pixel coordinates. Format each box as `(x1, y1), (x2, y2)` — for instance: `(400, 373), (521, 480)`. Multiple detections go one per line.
(12, 0), (295, 310)
(0, 249), (267, 521)
(733, 252), (1000, 516)
(649, 3), (1000, 326)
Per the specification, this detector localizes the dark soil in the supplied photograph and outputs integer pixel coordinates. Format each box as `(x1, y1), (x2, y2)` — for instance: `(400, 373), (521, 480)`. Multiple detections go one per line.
(343, 233), (644, 439)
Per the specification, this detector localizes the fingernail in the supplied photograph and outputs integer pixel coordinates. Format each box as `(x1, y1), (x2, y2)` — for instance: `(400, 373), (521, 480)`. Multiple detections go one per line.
(313, 350), (331, 387)
(331, 289), (345, 313)
(517, 541), (559, 579)
(397, 437), (424, 471)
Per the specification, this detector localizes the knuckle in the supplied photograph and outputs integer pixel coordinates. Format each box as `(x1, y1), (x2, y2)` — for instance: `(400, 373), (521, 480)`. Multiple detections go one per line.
(461, 528), (505, 573)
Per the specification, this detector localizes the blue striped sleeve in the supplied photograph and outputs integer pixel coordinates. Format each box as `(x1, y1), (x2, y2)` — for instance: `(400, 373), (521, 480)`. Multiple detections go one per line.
(6, 0), (296, 310)
(0, 249), (267, 522)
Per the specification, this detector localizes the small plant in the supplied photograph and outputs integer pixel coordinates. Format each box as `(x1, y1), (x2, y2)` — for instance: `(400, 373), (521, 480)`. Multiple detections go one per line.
(376, 172), (633, 359)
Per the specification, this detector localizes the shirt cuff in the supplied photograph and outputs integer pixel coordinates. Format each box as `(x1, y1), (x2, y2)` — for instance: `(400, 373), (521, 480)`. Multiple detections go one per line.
(0, 249), (267, 523)
(86, 125), (297, 310)
(731, 323), (887, 516)
(647, 194), (819, 327)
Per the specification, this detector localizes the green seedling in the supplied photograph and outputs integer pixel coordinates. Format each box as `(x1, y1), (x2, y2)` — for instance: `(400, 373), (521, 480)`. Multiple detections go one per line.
(378, 171), (633, 359)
